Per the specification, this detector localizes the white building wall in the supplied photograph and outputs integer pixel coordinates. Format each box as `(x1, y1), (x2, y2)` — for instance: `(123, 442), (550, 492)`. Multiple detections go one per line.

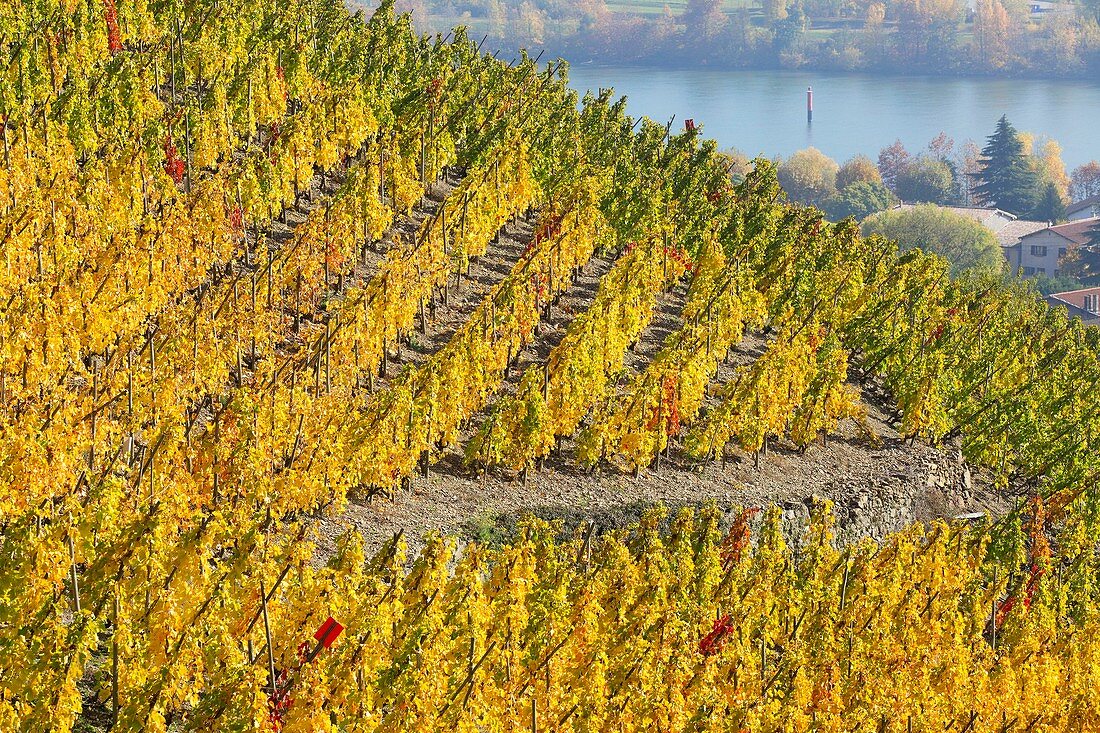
(1068, 203), (1100, 222)
(1015, 230), (1071, 276)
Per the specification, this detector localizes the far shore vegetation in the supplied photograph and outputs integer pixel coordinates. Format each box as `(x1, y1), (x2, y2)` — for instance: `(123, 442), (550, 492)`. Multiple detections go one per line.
(365, 0), (1100, 77)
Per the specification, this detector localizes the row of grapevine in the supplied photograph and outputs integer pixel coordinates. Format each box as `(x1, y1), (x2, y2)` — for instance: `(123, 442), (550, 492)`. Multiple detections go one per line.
(0, 8), (584, 728)
(467, 236), (688, 472)
(59, 499), (1100, 733)
(345, 185), (606, 490)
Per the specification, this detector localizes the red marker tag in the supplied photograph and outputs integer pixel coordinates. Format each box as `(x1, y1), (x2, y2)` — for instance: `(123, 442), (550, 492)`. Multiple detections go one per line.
(314, 617), (344, 649)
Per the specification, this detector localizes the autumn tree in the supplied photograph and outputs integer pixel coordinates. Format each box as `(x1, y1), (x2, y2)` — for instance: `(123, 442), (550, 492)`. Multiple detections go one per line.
(685, 0), (727, 36)
(778, 147), (839, 207)
(974, 0), (1011, 69)
(1035, 137), (1071, 201)
(1070, 161), (1100, 201)
(861, 2), (888, 58)
(925, 131), (953, 160)
(836, 154), (882, 189)
(1018, 136), (1070, 220)
(878, 139), (911, 193)
(1016, 133), (1070, 204)
(893, 0), (963, 68)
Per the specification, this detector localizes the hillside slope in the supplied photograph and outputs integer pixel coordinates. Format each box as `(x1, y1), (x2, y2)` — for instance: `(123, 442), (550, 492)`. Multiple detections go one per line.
(5, 1), (1100, 731)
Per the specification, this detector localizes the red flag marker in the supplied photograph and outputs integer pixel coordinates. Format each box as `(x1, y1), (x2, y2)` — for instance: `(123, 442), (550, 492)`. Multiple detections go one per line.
(268, 616), (346, 729)
(314, 617), (343, 649)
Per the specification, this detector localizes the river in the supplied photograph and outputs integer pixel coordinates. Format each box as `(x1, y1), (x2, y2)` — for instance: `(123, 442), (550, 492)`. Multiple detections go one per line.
(565, 65), (1100, 171)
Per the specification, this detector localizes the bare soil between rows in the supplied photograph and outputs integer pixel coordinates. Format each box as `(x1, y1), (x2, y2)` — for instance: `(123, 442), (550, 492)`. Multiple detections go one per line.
(305, 180), (1009, 560)
(318, 383), (1006, 561)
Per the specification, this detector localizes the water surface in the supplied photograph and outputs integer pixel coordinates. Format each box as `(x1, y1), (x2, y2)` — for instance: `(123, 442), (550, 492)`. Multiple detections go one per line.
(566, 65), (1100, 170)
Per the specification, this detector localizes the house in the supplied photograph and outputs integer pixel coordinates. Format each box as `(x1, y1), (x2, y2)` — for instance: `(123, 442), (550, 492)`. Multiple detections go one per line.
(1046, 286), (1100, 325)
(895, 204), (1048, 248)
(970, 0), (1073, 14)
(1027, 0), (1075, 13)
(1067, 195), (1100, 222)
(1004, 217), (1100, 277)
(893, 204), (1051, 270)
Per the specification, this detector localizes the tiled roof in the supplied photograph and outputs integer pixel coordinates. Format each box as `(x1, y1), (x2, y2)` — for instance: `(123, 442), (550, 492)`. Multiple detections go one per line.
(1046, 287), (1100, 324)
(1067, 195), (1100, 217)
(1047, 286), (1100, 309)
(995, 219), (1049, 248)
(1023, 217), (1100, 246)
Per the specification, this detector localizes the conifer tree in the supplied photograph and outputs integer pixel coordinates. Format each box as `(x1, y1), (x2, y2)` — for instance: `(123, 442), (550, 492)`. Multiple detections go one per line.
(973, 115), (1041, 216)
(1035, 182), (1067, 223)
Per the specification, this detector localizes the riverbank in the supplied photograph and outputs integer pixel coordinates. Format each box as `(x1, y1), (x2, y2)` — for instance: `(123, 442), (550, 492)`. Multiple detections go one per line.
(552, 53), (1100, 83)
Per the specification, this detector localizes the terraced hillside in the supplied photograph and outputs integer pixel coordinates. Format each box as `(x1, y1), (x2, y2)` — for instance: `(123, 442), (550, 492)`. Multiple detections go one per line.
(4, 1), (1100, 731)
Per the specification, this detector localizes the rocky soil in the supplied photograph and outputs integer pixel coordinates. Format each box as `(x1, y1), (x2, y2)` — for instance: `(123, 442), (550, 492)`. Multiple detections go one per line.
(317, 389), (1006, 559)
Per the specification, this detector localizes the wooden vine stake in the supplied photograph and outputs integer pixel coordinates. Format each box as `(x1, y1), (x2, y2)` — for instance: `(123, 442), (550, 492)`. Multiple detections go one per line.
(260, 576), (277, 695)
(991, 567), (998, 652)
(90, 367), (98, 470)
(839, 552), (851, 615)
(378, 140), (385, 204)
(112, 594), (120, 724)
(68, 532), (81, 614)
(420, 134), (426, 187)
(759, 635), (766, 696)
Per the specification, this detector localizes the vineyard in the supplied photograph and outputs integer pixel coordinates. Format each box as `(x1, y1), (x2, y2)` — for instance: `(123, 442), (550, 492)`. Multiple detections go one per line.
(4, 0), (1100, 731)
